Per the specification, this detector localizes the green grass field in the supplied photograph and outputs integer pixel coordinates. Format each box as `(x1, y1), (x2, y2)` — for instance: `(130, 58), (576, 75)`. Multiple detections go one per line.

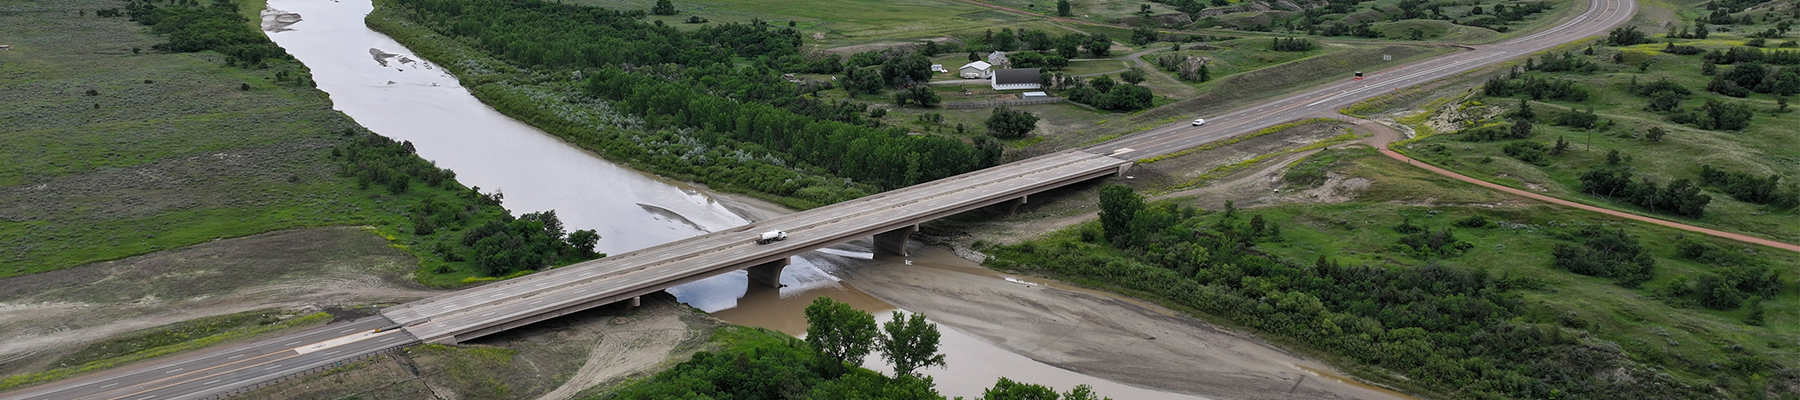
(1401, 36), (1800, 243)
(1257, 148), (1797, 386)
(0, 0), (499, 283)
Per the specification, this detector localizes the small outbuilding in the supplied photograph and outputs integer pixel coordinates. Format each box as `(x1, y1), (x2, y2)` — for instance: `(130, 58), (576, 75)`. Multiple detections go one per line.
(959, 61), (993, 79)
(930, 64), (946, 73)
(1021, 91), (1049, 98)
(987, 51), (1009, 67)
(990, 68), (1042, 91)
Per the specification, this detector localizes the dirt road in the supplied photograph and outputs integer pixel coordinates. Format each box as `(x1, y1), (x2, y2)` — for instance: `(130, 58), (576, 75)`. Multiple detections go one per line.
(1338, 115), (1800, 254)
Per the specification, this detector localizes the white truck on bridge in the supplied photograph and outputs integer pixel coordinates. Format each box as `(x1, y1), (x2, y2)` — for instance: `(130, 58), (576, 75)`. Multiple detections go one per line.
(755, 230), (788, 244)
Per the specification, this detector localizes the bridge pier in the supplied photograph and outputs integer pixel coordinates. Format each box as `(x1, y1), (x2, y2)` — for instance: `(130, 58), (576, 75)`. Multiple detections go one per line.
(874, 224), (918, 256)
(747, 258), (789, 288)
(994, 195), (1028, 215)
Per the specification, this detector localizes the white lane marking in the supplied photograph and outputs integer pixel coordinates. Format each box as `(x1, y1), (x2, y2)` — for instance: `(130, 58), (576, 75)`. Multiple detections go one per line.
(228, 354), (245, 359)
(293, 329), (401, 354)
(379, 337), (395, 342)
(101, 383), (118, 388)
(323, 350), (341, 356)
(285, 341), (302, 345)
(203, 379), (221, 385)
(136, 396), (156, 400)
(164, 368), (183, 373)
(265, 365), (282, 370)
(481, 312), (496, 317)
(339, 328), (357, 333)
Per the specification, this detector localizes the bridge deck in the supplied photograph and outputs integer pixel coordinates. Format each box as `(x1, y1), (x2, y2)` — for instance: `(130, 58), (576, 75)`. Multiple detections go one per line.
(384, 150), (1131, 343)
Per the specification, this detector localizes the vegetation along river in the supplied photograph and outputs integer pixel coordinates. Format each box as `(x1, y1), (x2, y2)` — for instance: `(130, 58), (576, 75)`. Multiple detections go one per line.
(260, 0), (1209, 398)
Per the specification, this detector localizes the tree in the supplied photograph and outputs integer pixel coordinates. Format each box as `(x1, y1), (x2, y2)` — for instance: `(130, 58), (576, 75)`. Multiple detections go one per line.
(651, 0), (676, 15)
(982, 377), (1058, 400)
(804, 297), (878, 376)
(1645, 126), (1667, 141)
(985, 106), (1040, 138)
(1119, 67), (1147, 85)
(902, 85), (941, 107)
(1058, 0), (1072, 16)
(1510, 119), (1533, 139)
(879, 312), (946, 377)
(567, 229), (600, 257)
(969, 51), (980, 62)
(1131, 24), (1159, 45)
(1139, 4), (1154, 18)
(1745, 298), (1766, 326)
(1098, 184), (1144, 246)
(881, 54), (932, 87)
(1086, 33), (1112, 57)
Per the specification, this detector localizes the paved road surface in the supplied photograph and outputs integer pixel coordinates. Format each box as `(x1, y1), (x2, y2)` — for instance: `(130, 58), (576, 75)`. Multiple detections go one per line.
(0, 0), (1637, 398)
(2, 317), (411, 400)
(1086, 0), (1636, 160)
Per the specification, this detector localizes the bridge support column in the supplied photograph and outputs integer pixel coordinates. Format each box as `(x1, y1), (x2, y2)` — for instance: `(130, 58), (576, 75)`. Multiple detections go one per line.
(629, 296), (641, 308)
(874, 224), (919, 256)
(747, 258), (789, 288)
(996, 195), (1028, 215)
(1117, 163), (1134, 177)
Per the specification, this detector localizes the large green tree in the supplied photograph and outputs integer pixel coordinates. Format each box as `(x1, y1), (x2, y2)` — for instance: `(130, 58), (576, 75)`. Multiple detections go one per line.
(985, 106), (1040, 138)
(805, 297), (879, 375)
(1057, 0), (1072, 16)
(879, 312), (947, 377)
(1097, 185), (1144, 245)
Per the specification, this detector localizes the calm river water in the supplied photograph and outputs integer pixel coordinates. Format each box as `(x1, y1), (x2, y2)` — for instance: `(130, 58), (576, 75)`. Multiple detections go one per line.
(260, 1), (1203, 398)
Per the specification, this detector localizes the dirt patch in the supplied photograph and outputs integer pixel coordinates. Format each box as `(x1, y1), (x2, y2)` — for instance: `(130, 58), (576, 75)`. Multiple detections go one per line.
(235, 293), (721, 400)
(829, 246), (1416, 400)
(0, 227), (439, 377)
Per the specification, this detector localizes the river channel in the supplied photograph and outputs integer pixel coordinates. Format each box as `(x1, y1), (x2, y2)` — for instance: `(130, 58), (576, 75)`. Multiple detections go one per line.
(259, 0), (1207, 398)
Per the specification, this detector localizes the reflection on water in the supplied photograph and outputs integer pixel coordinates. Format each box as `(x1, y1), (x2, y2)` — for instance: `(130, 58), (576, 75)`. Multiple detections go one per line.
(262, 1), (1204, 398)
(262, 0), (743, 255)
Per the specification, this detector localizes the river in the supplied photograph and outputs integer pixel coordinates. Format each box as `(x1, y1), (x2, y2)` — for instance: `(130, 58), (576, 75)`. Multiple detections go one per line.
(259, 0), (1210, 398)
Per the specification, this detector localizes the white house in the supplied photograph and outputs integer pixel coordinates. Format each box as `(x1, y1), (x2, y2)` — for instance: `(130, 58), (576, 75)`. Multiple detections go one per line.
(990, 68), (1042, 91)
(959, 61), (993, 79)
(987, 51), (1009, 67)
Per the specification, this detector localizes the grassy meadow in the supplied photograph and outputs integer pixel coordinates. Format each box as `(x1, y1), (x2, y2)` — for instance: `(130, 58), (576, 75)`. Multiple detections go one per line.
(1400, 36), (1800, 243)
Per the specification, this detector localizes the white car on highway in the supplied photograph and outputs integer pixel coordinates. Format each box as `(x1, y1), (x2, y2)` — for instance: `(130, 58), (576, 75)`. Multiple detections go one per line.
(1191, 118), (1206, 126)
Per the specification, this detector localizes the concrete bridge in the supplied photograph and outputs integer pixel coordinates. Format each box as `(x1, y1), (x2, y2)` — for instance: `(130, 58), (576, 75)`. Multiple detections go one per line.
(381, 149), (1131, 344)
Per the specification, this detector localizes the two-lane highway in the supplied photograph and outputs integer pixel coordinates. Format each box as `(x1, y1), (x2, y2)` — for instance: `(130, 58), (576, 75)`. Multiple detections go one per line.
(1088, 0), (1636, 160)
(2, 0), (1637, 397)
(3, 317), (412, 400)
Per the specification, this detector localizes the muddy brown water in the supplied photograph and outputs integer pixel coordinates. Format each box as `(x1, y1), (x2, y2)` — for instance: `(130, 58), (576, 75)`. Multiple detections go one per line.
(260, 0), (1207, 397)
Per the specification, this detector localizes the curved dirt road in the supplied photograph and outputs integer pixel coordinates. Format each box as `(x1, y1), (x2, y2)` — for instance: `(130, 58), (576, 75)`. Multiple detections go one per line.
(1337, 117), (1800, 254)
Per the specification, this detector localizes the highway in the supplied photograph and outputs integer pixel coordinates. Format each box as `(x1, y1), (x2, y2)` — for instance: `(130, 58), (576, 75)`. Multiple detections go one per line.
(2, 317), (411, 400)
(0, 0), (1634, 398)
(1086, 0), (1636, 160)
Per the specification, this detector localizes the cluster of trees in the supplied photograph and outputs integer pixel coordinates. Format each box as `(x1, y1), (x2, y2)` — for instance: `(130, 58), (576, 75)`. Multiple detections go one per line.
(1607, 26), (1652, 46)
(1525, 51), (1598, 73)
(985, 106), (1040, 138)
(1390, 217), (1474, 257)
(335, 131), (600, 277)
(979, 28), (1112, 58)
(1578, 162), (1712, 218)
(1699, 165), (1800, 208)
(992, 186), (1708, 399)
(1269, 37), (1318, 51)
(1549, 226), (1657, 287)
(395, 0), (1006, 201)
(607, 297), (1112, 399)
(1662, 237), (1785, 313)
(1482, 74), (1590, 101)
(1063, 75), (1155, 111)
(1152, 54), (1211, 82)
(1706, 62), (1800, 97)
(122, 0), (294, 69)
(459, 211), (600, 276)
(1625, 77), (1754, 130)
(584, 68), (999, 190)
(1457, 1), (1553, 32)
